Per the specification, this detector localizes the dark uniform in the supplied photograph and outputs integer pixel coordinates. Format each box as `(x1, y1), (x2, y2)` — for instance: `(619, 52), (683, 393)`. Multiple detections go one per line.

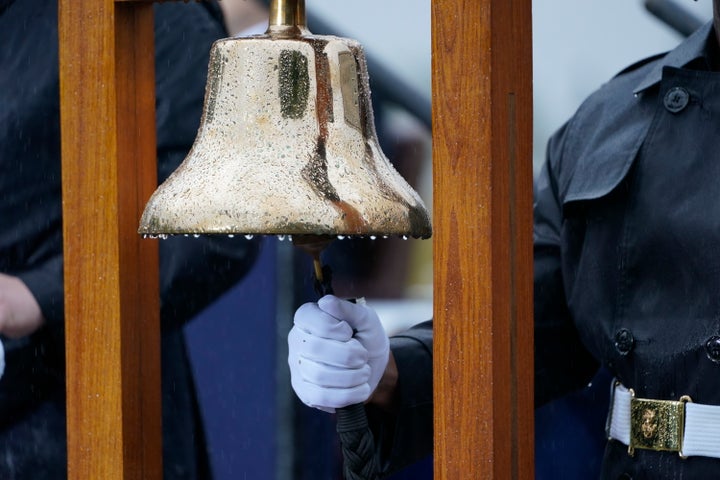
(0, 1), (259, 478)
(374, 20), (720, 480)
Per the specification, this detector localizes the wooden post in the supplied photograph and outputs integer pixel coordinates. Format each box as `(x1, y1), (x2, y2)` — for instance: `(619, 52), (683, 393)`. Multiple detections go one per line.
(59, 1), (161, 478)
(432, 1), (534, 478)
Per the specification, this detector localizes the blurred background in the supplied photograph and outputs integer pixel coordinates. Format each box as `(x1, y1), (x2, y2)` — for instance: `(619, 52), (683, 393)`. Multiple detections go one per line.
(183, 1), (713, 479)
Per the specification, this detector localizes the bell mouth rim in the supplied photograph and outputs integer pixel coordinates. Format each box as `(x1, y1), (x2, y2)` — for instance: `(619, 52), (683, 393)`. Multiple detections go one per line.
(137, 228), (432, 240)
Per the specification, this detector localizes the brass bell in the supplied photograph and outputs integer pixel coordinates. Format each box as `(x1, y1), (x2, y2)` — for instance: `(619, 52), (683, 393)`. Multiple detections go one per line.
(138, 0), (431, 239)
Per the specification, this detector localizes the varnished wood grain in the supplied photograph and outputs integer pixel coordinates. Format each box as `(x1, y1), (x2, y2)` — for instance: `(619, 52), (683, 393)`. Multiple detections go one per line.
(59, 2), (161, 478)
(432, 1), (534, 478)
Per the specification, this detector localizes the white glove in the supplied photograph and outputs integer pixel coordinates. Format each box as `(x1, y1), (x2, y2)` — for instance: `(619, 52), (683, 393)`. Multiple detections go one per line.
(0, 338), (4, 380)
(288, 295), (389, 413)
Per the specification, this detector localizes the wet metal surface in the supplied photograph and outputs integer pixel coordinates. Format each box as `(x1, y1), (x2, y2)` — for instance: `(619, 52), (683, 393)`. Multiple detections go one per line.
(139, 31), (431, 239)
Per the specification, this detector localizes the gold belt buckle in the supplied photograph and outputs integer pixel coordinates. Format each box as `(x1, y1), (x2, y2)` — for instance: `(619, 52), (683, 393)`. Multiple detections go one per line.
(628, 388), (692, 457)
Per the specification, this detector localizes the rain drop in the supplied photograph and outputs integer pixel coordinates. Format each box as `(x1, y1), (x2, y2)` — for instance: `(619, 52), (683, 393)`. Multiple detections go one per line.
(245, 234), (254, 240)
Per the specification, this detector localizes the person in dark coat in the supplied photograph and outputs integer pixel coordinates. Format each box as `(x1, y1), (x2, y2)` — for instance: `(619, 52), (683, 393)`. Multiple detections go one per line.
(0, 1), (259, 478)
(287, 1), (720, 478)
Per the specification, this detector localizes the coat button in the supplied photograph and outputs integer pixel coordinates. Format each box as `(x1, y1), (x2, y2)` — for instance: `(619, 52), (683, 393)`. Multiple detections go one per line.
(614, 328), (634, 355)
(664, 86), (689, 113)
(705, 336), (720, 363)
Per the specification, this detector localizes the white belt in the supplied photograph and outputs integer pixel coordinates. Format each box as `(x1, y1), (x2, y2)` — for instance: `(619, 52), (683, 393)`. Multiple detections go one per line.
(606, 380), (720, 458)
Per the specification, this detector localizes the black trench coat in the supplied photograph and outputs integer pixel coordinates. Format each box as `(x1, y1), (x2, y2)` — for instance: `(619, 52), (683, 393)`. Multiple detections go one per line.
(374, 20), (720, 480)
(534, 20), (720, 479)
(0, 1), (259, 478)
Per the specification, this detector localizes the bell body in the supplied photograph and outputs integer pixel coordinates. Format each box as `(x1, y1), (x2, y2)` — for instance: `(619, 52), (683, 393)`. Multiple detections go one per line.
(139, 31), (431, 238)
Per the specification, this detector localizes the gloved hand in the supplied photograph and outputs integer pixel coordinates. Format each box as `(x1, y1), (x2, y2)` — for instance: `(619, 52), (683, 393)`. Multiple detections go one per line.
(0, 337), (4, 380)
(288, 295), (389, 413)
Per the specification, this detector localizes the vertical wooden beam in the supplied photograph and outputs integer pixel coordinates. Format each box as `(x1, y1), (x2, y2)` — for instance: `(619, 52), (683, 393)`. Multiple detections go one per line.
(432, 0), (533, 478)
(59, 1), (161, 478)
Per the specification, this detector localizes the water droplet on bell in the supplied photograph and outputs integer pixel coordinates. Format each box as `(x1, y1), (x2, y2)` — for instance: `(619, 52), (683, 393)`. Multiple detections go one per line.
(278, 235), (286, 241)
(402, 235), (408, 240)
(228, 234), (235, 238)
(245, 234), (254, 240)
(193, 234), (200, 238)
(337, 235), (345, 240)
(370, 235), (377, 240)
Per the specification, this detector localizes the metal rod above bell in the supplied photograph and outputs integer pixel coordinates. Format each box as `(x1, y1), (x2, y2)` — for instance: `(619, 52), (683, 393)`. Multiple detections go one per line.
(138, 0), (431, 239)
(269, 0), (308, 35)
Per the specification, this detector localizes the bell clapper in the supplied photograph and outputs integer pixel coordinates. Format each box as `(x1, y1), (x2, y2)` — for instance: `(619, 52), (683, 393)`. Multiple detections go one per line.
(292, 234), (336, 296)
(312, 255), (324, 284)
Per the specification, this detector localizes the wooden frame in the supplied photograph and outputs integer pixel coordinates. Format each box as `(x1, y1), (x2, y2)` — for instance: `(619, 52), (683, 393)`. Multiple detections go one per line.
(431, 1), (534, 478)
(59, 1), (160, 478)
(58, 1), (533, 478)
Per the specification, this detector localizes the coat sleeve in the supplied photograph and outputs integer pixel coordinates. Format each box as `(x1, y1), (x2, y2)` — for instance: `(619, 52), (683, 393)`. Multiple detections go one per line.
(533, 124), (599, 407)
(366, 320), (433, 477)
(17, 254), (64, 326)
